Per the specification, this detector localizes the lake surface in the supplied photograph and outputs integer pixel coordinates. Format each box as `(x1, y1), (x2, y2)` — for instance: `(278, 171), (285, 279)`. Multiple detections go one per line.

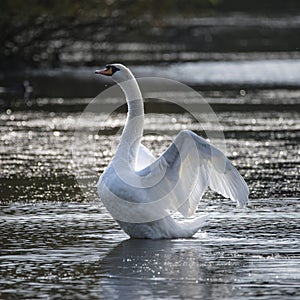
(0, 82), (299, 299)
(1, 199), (299, 299)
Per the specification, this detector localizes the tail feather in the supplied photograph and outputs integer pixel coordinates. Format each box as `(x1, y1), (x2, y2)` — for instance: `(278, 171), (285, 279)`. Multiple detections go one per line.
(179, 214), (210, 237)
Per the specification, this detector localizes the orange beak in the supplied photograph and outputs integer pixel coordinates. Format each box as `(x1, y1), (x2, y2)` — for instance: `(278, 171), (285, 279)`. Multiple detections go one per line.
(95, 67), (113, 76)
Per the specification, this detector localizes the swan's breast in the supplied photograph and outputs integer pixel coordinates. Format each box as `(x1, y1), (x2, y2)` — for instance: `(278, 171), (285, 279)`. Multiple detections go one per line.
(97, 165), (148, 204)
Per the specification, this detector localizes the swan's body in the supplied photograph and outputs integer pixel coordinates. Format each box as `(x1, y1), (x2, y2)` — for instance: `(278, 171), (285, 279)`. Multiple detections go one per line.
(95, 64), (249, 239)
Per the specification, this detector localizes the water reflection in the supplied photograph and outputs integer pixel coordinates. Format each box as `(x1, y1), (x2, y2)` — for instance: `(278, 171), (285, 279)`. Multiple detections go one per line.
(100, 238), (243, 299)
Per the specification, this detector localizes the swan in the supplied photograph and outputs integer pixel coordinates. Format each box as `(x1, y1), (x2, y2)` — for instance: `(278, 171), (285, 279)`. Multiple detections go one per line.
(95, 63), (249, 239)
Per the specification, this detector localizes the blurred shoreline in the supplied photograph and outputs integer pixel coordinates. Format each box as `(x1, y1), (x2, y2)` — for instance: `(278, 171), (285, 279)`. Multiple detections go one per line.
(1, 10), (300, 99)
(1, 12), (300, 69)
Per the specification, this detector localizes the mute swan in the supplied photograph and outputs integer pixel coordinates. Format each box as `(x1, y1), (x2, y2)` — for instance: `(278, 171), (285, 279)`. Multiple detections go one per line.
(95, 64), (249, 239)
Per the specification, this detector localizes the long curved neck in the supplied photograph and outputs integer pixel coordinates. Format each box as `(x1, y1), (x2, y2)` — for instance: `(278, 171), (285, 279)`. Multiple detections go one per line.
(114, 76), (144, 169)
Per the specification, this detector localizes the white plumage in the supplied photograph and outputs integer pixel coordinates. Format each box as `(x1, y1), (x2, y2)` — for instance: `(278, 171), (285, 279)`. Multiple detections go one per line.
(95, 64), (249, 239)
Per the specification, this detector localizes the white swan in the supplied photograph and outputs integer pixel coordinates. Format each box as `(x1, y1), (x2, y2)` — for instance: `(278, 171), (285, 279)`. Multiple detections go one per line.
(95, 63), (249, 239)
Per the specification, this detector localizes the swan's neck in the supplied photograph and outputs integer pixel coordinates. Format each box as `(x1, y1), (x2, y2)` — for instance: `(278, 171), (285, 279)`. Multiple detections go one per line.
(115, 76), (144, 169)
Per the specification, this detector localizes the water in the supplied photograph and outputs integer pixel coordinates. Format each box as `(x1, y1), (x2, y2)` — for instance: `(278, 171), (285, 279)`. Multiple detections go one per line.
(3, 59), (300, 99)
(0, 85), (299, 299)
(134, 60), (300, 87)
(1, 199), (299, 299)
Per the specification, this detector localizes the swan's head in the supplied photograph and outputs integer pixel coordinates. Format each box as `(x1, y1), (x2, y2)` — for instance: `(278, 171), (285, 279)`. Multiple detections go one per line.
(95, 63), (133, 83)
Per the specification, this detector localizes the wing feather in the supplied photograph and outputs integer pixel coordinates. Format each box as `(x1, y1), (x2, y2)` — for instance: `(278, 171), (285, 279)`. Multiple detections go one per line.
(136, 130), (249, 217)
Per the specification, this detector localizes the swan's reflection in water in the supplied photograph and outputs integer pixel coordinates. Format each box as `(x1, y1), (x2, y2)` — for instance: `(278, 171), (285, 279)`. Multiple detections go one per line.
(99, 238), (243, 299)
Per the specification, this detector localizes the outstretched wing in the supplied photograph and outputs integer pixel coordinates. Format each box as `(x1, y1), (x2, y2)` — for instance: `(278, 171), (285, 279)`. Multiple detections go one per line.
(136, 130), (249, 217)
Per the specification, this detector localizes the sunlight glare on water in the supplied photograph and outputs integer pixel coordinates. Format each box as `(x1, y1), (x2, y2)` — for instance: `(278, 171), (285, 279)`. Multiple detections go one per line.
(0, 89), (299, 299)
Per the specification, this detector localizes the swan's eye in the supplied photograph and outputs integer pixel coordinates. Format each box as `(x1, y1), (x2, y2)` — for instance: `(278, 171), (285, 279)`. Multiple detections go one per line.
(110, 66), (120, 74)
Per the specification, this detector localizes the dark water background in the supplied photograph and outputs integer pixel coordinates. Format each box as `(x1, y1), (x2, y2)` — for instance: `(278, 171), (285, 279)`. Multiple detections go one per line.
(1, 10), (300, 300)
